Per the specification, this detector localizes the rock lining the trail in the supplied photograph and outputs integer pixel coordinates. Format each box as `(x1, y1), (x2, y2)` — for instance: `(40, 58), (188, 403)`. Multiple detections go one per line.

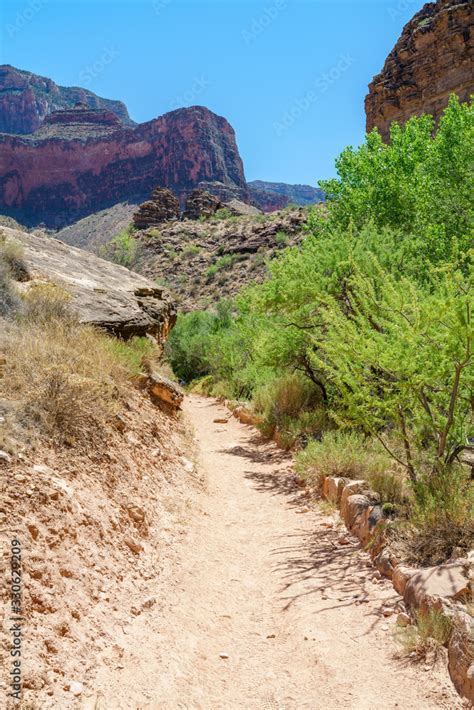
(319, 472), (473, 704)
(225, 398), (473, 703)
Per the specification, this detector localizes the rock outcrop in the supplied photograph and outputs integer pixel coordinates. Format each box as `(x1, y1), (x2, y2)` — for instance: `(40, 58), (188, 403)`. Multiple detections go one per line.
(1, 226), (176, 341)
(133, 188), (181, 229)
(132, 206), (308, 310)
(365, 0), (473, 140)
(0, 64), (134, 134)
(0, 101), (247, 228)
(147, 371), (184, 411)
(248, 180), (325, 212)
(183, 189), (223, 220)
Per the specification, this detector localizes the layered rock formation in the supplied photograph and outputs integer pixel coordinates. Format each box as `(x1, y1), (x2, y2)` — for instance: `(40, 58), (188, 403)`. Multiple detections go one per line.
(1, 226), (176, 340)
(366, 0), (473, 140)
(183, 189), (223, 220)
(133, 188), (181, 229)
(0, 64), (134, 134)
(0, 103), (247, 227)
(132, 206), (309, 310)
(248, 180), (325, 212)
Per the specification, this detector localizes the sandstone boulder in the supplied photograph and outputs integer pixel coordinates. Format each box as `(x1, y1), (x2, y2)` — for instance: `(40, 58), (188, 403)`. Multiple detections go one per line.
(133, 188), (180, 229)
(403, 561), (471, 611)
(392, 565), (418, 596)
(340, 480), (371, 517)
(225, 199), (262, 217)
(341, 494), (371, 538)
(148, 372), (184, 411)
(322, 476), (348, 505)
(2, 226), (176, 342)
(373, 548), (395, 579)
(448, 610), (474, 704)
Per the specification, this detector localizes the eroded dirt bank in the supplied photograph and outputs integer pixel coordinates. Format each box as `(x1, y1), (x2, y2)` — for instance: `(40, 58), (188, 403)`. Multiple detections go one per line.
(86, 396), (461, 709)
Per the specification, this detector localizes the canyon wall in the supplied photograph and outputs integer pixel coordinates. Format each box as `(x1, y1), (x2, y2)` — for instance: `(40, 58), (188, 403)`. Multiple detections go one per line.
(365, 0), (473, 140)
(0, 103), (247, 227)
(0, 64), (134, 134)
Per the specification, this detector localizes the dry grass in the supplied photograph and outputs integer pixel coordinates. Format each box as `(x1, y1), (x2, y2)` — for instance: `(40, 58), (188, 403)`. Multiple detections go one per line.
(395, 609), (453, 663)
(21, 282), (75, 325)
(2, 320), (127, 447)
(0, 281), (169, 449)
(402, 466), (474, 565)
(295, 430), (395, 494)
(0, 237), (23, 317)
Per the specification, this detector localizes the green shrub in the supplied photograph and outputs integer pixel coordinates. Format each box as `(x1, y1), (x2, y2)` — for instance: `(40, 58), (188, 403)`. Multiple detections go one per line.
(102, 336), (156, 377)
(205, 264), (218, 280)
(183, 243), (201, 257)
(295, 431), (393, 492)
(275, 231), (289, 247)
(206, 254), (237, 280)
(318, 95), (473, 267)
(0, 262), (20, 317)
(254, 372), (318, 423)
(395, 609), (453, 661)
(213, 208), (233, 220)
(100, 227), (138, 267)
(403, 465), (474, 565)
(0, 237), (28, 280)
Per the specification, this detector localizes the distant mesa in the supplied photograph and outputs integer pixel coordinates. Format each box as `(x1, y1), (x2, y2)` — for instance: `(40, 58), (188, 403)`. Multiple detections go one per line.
(365, 0), (473, 140)
(248, 180), (325, 212)
(0, 64), (134, 134)
(0, 65), (323, 229)
(0, 67), (248, 228)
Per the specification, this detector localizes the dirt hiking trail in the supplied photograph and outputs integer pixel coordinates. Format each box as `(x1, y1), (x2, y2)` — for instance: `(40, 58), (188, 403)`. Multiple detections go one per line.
(89, 395), (461, 709)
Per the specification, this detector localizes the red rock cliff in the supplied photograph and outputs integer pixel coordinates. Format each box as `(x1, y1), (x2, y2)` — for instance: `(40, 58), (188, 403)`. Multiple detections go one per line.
(0, 64), (134, 134)
(365, 0), (473, 140)
(0, 104), (247, 227)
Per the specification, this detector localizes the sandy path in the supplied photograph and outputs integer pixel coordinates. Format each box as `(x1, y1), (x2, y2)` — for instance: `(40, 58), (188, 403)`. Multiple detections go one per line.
(88, 396), (461, 709)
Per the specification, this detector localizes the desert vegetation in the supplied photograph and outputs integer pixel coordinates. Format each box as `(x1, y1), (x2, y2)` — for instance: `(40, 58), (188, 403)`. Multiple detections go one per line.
(0, 239), (157, 450)
(167, 97), (474, 564)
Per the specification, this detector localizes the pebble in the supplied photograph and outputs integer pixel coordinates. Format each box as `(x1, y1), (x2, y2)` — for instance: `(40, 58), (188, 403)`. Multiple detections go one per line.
(382, 607), (394, 617)
(0, 450), (11, 464)
(32, 464), (54, 475)
(338, 535), (351, 545)
(381, 624), (389, 631)
(65, 681), (83, 696)
(397, 612), (411, 627)
(219, 652), (229, 659)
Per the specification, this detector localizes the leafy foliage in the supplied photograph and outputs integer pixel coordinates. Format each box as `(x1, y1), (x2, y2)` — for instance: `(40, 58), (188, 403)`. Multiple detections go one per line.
(166, 98), (473, 559)
(100, 227), (139, 267)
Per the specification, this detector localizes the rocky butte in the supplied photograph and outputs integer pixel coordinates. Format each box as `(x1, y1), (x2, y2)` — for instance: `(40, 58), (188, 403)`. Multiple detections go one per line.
(365, 0), (473, 140)
(0, 64), (134, 134)
(0, 100), (247, 228)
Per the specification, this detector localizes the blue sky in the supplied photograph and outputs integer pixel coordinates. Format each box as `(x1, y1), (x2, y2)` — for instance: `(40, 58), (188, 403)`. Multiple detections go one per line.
(0, 0), (420, 185)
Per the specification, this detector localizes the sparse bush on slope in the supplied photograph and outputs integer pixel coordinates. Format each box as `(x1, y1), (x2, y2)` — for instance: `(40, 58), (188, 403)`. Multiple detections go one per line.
(0, 235), (25, 317)
(1, 282), (160, 448)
